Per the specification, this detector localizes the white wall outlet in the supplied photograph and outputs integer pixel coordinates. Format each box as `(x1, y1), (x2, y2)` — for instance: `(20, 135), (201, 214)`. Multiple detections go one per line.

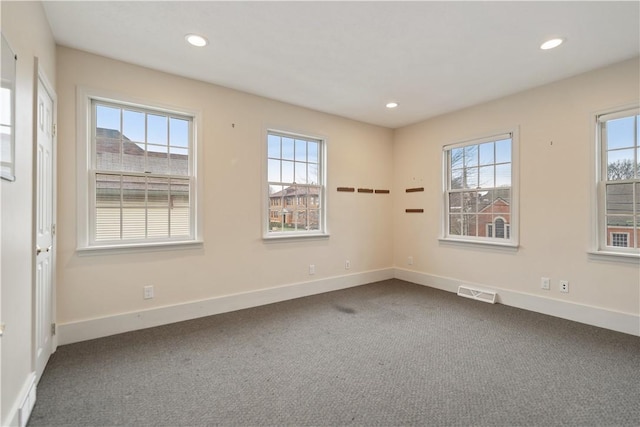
(143, 285), (154, 299)
(309, 264), (315, 275)
(408, 256), (413, 265)
(345, 260), (351, 270)
(559, 280), (569, 293)
(541, 277), (550, 290)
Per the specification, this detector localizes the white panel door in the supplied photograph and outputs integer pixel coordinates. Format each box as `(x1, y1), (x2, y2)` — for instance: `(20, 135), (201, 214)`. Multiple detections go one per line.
(35, 76), (54, 381)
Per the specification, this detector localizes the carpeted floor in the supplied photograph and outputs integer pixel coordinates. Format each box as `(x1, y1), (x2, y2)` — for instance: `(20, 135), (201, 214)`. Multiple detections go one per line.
(29, 279), (640, 426)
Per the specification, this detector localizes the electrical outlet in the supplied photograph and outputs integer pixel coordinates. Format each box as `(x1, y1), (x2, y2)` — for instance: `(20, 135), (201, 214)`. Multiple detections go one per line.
(541, 277), (550, 290)
(559, 280), (569, 293)
(345, 260), (351, 270)
(309, 264), (315, 275)
(143, 285), (154, 299)
(408, 256), (413, 265)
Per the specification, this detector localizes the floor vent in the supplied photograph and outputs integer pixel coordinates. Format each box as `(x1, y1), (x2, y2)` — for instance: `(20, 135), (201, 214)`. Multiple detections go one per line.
(457, 285), (497, 304)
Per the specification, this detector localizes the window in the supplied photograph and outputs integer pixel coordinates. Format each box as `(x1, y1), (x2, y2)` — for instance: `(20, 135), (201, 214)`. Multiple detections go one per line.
(443, 131), (517, 246)
(78, 91), (201, 250)
(266, 130), (326, 238)
(595, 107), (639, 255)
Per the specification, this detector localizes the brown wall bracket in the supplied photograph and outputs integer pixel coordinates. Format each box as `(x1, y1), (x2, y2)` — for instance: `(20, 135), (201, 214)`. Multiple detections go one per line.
(405, 209), (424, 213)
(406, 187), (424, 193)
(357, 188), (374, 193)
(374, 189), (390, 194)
(337, 187), (355, 192)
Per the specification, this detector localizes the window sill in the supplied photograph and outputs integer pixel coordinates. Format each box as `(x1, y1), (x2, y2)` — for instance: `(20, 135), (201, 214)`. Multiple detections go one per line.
(438, 237), (519, 252)
(263, 232), (330, 242)
(76, 240), (204, 256)
(587, 250), (640, 264)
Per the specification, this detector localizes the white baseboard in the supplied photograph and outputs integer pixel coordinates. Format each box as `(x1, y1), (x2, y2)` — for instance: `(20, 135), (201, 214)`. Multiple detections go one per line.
(394, 268), (640, 336)
(58, 268), (394, 345)
(3, 372), (36, 427)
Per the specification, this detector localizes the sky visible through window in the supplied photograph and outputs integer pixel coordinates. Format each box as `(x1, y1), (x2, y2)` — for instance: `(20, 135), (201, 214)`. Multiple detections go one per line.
(96, 105), (189, 154)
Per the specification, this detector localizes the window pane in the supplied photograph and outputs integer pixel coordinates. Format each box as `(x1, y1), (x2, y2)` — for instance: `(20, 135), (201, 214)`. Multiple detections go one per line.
(295, 139), (307, 161)
(451, 169), (463, 190)
(268, 159), (281, 183)
(147, 145), (169, 174)
(170, 147), (189, 176)
(636, 183), (640, 213)
(122, 175), (146, 240)
(95, 174), (122, 240)
(308, 163), (318, 185)
(147, 177), (169, 238)
(479, 142), (494, 165)
(96, 174), (121, 206)
(282, 160), (294, 183)
(96, 130), (122, 171)
(477, 190), (493, 213)
(308, 141), (319, 163)
(121, 141), (145, 173)
(478, 214), (492, 237)
(462, 191), (477, 213)
(463, 167), (478, 189)
(449, 214), (462, 235)
(606, 183), (633, 215)
(281, 137), (294, 160)
(295, 161), (308, 184)
(606, 216), (633, 247)
(96, 105), (120, 132)
(170, 178), (190, 236)
(496, 163), (511, 187)
(607, 149), (635, 180)
(463, 214), (477, 236)
(495, 139), (511, 163)
(310, 207), (321, 230)
(123, 109), (145, 143)
(450, 148), (463, 169)
(449, 193), (462, 213)
(169, 118), (189, 148)
(464, 146), (478, 167)
(268, 134), (281, 158)
(606, 116), (635, 150)
(478, 165), (494, 188)
(147, 114), (167, 145)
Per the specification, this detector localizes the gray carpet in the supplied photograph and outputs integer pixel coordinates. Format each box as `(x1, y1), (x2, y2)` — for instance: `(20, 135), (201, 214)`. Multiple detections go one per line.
(29, 279), (640, 426)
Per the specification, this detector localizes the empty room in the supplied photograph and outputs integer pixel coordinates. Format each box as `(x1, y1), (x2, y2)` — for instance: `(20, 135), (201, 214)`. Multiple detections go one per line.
(1, 1), (639, 426)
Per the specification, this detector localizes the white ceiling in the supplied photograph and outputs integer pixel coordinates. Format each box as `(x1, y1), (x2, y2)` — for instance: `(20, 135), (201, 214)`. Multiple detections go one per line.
(43, 1), (640, 129)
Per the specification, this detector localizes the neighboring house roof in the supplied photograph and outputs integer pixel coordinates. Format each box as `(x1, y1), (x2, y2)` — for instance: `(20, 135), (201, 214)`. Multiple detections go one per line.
(270, 186), (320, 198)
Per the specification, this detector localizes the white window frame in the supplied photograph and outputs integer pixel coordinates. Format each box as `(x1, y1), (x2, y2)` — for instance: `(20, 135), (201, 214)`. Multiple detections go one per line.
(591, 105), (639, 259)
(263, 128), (328, 240)
(76, 87), (203, 253)
(441, 129), (519, 248)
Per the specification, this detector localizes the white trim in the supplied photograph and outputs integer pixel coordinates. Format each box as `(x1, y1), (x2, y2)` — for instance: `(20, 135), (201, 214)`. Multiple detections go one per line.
(394, 268), (640, 337)
(58, 268), (394, 345)
(3, 372), (36, 427)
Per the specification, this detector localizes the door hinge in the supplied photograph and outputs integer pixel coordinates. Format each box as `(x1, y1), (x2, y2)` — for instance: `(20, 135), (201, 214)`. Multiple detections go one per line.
(51, 323), (56, 335)
(52, 123), (57, 138)
(52, 224), (56, 236)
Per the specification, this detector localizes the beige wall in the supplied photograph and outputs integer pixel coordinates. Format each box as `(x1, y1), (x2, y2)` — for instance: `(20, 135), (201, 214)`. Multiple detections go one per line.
(1, 1), (56, 425)
(393, 57), (640, 316)
(55, 46), (394, 324)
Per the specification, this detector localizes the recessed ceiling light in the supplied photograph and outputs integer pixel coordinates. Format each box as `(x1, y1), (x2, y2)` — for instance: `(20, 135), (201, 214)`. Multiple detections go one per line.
(386, 102), (399, 109)
(185, 34), (208, 47)
(540, 38), (564, 50)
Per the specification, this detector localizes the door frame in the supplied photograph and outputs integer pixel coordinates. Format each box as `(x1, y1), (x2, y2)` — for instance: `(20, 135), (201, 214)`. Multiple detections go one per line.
(33, 59), (57, 377)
